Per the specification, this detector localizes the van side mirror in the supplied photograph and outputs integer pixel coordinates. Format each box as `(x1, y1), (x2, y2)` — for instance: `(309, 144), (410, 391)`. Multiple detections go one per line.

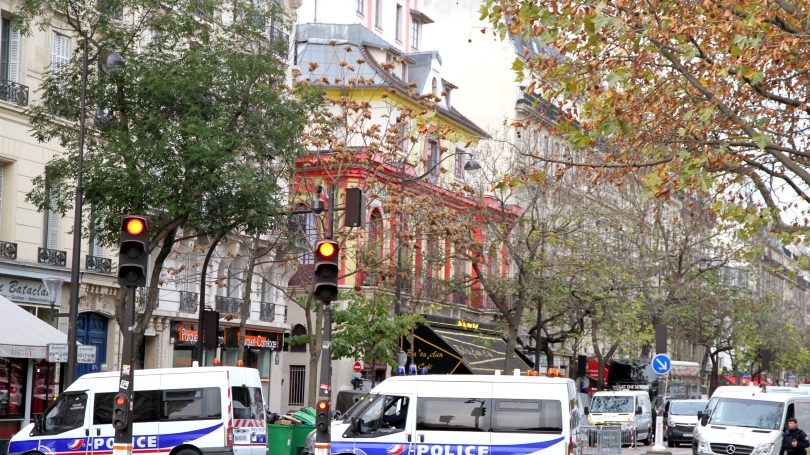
(700, 414), (709, 426)
(34, 414), (43, 432)
(636, 406), (643, 415)
(663, 411), (669, 419)
(583, 407), (589, 415)
(351, 416), (360, 434)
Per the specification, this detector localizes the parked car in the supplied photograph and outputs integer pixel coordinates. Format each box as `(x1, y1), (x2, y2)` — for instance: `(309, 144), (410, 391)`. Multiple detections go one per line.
(663, 399), (707, 447)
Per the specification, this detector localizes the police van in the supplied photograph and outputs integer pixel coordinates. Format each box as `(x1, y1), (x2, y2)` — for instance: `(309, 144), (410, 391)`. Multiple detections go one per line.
(7, 366), (267, 455)
(331, 373), (581, 455)
(695, 385), (810, 455)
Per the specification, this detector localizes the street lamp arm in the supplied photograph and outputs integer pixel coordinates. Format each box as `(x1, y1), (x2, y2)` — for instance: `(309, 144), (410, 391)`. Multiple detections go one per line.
(402, 151), (475, 186)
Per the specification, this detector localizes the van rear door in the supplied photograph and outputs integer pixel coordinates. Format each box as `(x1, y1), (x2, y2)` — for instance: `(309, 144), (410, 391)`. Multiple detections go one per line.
(489, 383), (566, 455)
(413, 381), (491, 455)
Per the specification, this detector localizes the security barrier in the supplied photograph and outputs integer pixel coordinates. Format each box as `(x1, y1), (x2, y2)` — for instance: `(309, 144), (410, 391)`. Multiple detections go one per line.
(581, 425), (624, 455)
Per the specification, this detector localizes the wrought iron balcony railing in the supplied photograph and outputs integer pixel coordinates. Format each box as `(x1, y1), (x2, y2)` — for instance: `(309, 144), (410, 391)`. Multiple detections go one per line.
(0, 79), (29, 106)
(215, 295), (242, 315)
(86, 255), (112, 274)
(0, 241), (17, 260)
(269, 26), (289, 58)
(137, 287), (159, 313)
(179, 291), (199, 314)
(260, 302), (275, 322)
(38, 247), (67, 267)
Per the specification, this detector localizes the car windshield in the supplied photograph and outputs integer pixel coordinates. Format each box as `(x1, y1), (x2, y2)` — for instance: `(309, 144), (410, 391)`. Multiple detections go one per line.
(342, 393), (378, 420)
(709, 398), (783, 430)
(591, 396), (634, 413)
(670, 401), (708, 415)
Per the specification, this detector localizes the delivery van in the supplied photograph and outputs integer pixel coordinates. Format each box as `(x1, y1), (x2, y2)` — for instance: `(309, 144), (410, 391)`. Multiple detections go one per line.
(695, 386), (810, 455)
(329, 373), (581, 455)
(8, 366), (266, 455)
(584, 390), (653, 445)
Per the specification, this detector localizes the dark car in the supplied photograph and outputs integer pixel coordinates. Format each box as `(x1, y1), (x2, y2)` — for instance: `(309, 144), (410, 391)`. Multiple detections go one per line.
(663, 399), (707, 447)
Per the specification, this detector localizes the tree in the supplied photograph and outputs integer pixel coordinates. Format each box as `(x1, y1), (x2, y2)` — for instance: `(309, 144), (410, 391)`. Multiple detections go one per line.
(19, 0), (322, 364)
(480, 0), (810, 237)
(330, 291), (423, 388)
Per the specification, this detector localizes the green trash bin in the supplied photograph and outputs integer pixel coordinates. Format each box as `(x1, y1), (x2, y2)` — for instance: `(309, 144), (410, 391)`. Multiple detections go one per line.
(267, 424), (293, 455)
(291, 425), (314, 455)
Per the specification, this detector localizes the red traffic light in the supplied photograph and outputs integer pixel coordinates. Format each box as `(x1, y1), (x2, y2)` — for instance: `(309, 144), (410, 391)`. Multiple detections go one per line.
(317, 242), (336, 258)
(116, 395), (126, 405)
(125, 218), (145, 236)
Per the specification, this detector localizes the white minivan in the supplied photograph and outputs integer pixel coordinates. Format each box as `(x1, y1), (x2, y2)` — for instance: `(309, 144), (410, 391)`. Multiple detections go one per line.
(330, 374), (581, 455)
(696, 386), (810, 455)
(8, 366), (267, 455)
(584, 390), (653, 445)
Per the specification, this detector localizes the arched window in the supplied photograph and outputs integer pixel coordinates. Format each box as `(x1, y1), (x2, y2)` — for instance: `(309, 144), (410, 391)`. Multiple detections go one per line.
(290, 324), (307, 352)
(368, 210), (383, 255)
(431, 77), (438, 96)
(228, 257), (245, 298)
(217, 260), (228, 297)
(261, 269), (274, 303)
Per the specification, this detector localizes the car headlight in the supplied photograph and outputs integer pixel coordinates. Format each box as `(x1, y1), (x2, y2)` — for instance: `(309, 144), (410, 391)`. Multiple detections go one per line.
(698, 437), (711, 452)
(751, 443), (774, 455)
(668, 417), (675, 427)
(621, 422), (632, 430)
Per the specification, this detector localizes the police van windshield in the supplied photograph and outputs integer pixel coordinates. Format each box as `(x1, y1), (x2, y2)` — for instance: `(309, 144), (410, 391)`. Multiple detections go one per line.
(590, 396), (634, 413)
(709, 398), (783, 430)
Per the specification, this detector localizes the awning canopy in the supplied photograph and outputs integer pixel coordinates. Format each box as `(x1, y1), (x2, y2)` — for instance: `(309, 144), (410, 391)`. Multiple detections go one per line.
(402, 315), (532, 375)
(0, 294), (67, 358)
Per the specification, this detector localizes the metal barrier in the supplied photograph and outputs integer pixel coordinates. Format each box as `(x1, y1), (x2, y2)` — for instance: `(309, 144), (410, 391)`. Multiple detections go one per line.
(581, 425), (625, 455)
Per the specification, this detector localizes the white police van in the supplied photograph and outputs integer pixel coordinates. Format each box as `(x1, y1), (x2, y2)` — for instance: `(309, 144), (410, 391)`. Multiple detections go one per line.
(330, 373), (581, 455)
(7, 366), (267, 455)
(695, 386), (810, 455)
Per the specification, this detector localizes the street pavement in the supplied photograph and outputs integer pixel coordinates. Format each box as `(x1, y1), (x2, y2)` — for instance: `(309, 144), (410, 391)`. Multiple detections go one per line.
(623, 445), (693, 455)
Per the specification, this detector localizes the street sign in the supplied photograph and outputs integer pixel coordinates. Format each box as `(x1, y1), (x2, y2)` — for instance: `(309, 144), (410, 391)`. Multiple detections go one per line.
(652, 353), (671, 375)
(353, 361), (362, 373)
(47, 344), (69, 363)
(77, 345), (97, 364)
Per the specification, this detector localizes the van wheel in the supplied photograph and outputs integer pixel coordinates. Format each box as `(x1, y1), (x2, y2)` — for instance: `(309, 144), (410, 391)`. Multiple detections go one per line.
(175, 448), (201, 455)
(641, 428), (652, 445)
(668, 441), (675, 448)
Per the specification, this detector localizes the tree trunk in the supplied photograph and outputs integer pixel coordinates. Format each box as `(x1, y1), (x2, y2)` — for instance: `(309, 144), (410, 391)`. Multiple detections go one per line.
(305, 300), (324, 407)
(699, 346), (710, 396)
(237, 235), (260, 363)
(116, 225), (179, 368)
(371, 359), (377, 388)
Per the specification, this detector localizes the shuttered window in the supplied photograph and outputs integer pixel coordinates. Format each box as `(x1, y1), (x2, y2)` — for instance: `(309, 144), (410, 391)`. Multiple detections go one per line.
(43, 185), (60, 249)
(0, 19), (20, 83)
(51, 32), (70, 72)
(89, 209), (105, 257)
(0, 164), (4, 226)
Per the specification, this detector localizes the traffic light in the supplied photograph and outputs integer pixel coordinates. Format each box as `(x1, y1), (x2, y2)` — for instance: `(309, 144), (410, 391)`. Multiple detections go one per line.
(118, 215), (149, 287)
(312, 240), (339, 301)
(316, 399), (330, 431)
(112, 393), (129, 430)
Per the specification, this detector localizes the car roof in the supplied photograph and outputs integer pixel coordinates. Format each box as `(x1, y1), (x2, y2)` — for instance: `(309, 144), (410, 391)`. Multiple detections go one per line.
(70, 366), (251, 379)
(383, 375), (573, 384)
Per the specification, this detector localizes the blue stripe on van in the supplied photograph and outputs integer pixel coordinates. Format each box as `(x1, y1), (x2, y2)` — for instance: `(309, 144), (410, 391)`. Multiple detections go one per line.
(332, 437), (565, 455)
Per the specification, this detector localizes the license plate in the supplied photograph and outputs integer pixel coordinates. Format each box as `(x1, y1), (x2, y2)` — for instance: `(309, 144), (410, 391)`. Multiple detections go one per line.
(683, 433), (692, 437)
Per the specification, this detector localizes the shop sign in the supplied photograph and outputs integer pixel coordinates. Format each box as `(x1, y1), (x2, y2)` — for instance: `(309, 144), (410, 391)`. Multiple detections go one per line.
(172, 323), (200, 345)
(225, 328), (282, 351)
(0, 276), (54, 305)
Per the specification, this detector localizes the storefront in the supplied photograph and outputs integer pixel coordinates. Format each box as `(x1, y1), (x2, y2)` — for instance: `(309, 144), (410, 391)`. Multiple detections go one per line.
(170, 322), (283, 400)
(0, 295), (64, 453)
(400, 314), (532, 375)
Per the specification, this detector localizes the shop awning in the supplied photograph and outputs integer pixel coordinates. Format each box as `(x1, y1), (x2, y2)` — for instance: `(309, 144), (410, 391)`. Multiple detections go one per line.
(402, 315), (532, 375)
(0, 295), (66, 358)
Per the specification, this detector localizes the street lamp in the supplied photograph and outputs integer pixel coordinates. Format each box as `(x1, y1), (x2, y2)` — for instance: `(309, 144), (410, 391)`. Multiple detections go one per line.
(65, 37), (126, 387)
(42, 277), (64, 322)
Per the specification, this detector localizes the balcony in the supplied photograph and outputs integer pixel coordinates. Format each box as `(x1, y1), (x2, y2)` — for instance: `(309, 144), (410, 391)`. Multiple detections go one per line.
(0, 79), (29, 106)
(137, 287), (159, 313)
(86, 255), (112, 274)
(516, 90), (580, 129)
(260, 302), (275, 322)
(38, 247), (67, 267)
(269, 26), (289, 58)
(215, 295), (242, 315)
(0, 241), (17, 260)
(179, 291), (198, 314)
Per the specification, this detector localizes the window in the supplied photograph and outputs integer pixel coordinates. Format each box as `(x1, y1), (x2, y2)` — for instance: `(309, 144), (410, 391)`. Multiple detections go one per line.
(250, 387), (265, 420)
(356, 0), (364, 14)
(454, 151), (464, 179)
(289, 366), (306, 406)
(261, 270), (274, 302)
(0, 18), (20, 84)
(368, 210), (382, 254)
(425, 134), (439, 181)
(162, 388), (222, 421)
(97, 0), (123, 19)
(431, 77), (438, 95)
(228, 257), (244, 298)
(290, 324), (307, 352)
(416, 397), (490, 431)
(43, 183), (60, 249)
(375, 0), (383, 29)
(411, 19), (419, 50)
(709, 398), (783, 430)
(395, 5), (402, 41)
(491, 399), (562, 433)
(51, 32), (70, 72)
(232, 386), (251, 419)
(0, 357), (25, 416)
(94, 391), (159, 424)
(89, 208), (105, 258)
(40, 393), (87, 435)
(217, 261), (228, 297)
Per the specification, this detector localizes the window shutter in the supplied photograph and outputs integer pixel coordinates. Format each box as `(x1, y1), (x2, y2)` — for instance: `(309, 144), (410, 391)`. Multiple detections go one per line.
(0, 164), (5, 225)
(8, 22), (19, 82)
(47, 198), (60, 249)
(93, 215), (105, 257)
(51, 33), (69, 71)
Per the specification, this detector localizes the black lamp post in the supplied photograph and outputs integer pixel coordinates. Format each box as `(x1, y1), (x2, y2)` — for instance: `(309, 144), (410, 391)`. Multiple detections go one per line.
(64, 37), (126, 387)
(393, 151), (481, 370)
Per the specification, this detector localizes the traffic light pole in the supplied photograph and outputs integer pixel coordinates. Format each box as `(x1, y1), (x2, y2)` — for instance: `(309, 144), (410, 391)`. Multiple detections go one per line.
(314, 183), (337, 455)
(113, 285), (136, 455)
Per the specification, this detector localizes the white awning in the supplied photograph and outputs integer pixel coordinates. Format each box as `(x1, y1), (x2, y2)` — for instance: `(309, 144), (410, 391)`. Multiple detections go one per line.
(0, 294), (67, 359)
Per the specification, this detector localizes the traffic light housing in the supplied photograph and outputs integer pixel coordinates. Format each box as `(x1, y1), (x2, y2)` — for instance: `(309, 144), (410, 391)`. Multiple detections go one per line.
(112, 393), (129, 430)
(118, 215), (149, 287)
(312, 240), (339, 301)
(316, 399), (330, 431)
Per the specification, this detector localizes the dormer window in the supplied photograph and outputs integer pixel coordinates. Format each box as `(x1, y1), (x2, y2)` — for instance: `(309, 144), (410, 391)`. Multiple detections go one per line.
(431, 77), (438, 96)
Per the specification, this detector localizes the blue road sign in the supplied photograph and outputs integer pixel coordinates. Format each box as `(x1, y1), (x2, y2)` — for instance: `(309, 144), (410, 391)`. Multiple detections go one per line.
(652, 354), (671, 375)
